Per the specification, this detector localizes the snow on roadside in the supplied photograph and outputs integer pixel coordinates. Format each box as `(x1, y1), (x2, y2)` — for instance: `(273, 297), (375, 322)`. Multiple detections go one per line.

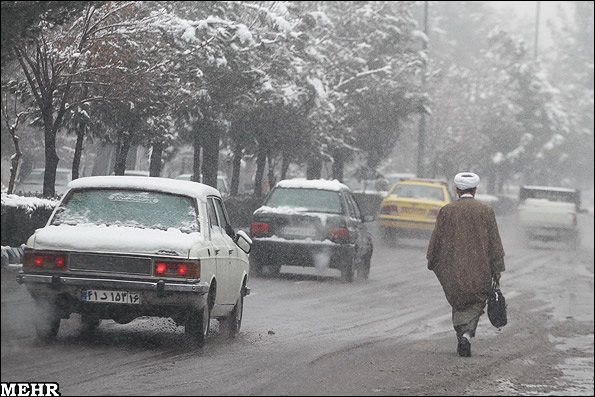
(1, 193), (58, 213)
(548, 334), (595, 396)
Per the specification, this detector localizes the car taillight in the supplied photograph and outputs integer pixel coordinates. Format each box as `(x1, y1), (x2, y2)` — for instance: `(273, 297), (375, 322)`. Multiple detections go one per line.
(428, 207), (440, 218)
(572, 214), (577, 227)
(23, 251), (68, 270)
(381, 204), (399, 216)
(251, 222), (270, 237)
(154, 260), (200, 278)
(328, 227), (349, 244)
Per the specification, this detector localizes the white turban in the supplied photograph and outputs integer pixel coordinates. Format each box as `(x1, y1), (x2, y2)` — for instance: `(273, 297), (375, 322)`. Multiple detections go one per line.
(454, 172), (480, 190)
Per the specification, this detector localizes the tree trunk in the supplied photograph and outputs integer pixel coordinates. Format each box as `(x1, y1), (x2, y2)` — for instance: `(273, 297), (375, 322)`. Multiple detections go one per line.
(149, 142), (163, 177)
(113, 131), (132, 176)
(202, 124), (219, 189)
(332, 151), (345, 182)
(6, 126), (22, 195)
(192, 131), (201, 183)
(306, 157), (322, 180)
(230, 143), (243, 197)
(43, 123), (60, 197)
(254, 144), (267, 197)
(267, 150), (276, 192)
(71, 127), (85, 180)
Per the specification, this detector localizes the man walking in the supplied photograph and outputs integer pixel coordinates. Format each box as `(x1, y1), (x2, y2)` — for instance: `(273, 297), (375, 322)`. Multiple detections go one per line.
(426, 172), (505, 357)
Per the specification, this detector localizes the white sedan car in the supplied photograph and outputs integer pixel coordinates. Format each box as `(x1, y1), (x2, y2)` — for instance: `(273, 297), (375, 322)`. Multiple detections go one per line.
(17, 176), (252, 346)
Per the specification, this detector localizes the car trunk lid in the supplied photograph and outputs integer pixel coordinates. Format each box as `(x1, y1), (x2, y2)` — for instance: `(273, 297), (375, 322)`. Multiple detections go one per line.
(252, 209), (343, 241)
(32, 224), (203, 257)
(381, 197), (443, 220)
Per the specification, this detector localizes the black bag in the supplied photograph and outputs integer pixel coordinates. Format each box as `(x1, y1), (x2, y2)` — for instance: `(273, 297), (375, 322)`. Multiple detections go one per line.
(487, 279), (507, 328)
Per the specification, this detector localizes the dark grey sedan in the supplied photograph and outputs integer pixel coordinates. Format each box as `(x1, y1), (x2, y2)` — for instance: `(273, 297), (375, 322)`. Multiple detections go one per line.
(249, 179), (374, 281)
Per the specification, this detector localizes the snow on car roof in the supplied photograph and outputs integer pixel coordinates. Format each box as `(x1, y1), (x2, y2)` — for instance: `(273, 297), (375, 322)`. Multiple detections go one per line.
(397, 178), (448, 186)
(275, 178), (348, 191)
(67, 176), (221, 199)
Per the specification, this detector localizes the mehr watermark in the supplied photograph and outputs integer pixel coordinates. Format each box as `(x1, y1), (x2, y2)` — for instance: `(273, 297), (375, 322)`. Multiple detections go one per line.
(1, 383), (60, 397)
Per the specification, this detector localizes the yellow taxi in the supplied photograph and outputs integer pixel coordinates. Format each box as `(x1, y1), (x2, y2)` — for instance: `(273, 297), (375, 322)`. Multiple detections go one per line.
(378, 178), (452, 239)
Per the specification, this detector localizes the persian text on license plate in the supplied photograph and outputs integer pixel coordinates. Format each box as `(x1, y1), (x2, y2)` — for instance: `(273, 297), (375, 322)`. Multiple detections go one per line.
(81, 289), (140, 304)
(281, 226), (315, 237)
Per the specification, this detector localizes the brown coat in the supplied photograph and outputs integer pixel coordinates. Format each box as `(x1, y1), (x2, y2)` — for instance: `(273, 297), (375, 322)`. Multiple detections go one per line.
(426, 197), (505, 312)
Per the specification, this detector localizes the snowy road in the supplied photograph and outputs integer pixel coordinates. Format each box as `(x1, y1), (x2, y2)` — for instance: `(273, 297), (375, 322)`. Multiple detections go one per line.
(1, 214), (593, 396)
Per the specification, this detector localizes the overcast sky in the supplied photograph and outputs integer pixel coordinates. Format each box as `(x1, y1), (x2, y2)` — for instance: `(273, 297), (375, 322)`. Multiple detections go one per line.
(489, 1), (570, 50)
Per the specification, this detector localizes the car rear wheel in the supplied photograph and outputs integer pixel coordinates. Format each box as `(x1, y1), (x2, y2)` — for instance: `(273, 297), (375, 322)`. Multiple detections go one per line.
(185, 299), (211, 347)
(341, 261), (354, 282)
(358, 253), (371, 280)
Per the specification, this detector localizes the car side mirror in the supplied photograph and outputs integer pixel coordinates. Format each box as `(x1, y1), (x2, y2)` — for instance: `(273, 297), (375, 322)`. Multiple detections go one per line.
(234, 230), (252, 254)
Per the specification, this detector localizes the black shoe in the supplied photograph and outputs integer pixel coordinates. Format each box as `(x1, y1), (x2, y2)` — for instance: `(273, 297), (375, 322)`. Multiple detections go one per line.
(457, 338), (471, 357)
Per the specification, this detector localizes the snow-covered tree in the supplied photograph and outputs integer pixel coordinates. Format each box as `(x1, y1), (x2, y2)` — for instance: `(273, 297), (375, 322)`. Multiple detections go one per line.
(481, 30), (571, 187)
(1, 80), (29, 193)
(11, 1), (166, 196)
(423, 29), (571, 192)
(546, 1), (594, 187)
(286, 1), (425, 180)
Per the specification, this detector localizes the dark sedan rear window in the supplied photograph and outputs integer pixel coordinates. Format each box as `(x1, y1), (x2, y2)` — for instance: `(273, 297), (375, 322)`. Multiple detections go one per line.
(51, 189), (199, 233)
(265, 188), (343, 214)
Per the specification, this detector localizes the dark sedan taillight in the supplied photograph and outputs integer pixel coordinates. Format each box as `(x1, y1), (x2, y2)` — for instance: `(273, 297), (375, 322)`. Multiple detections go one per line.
(328, 227), (349, 244)
(251, 222), (270, 237)
(154, 260), (200, 278)
(23, 251), (68, 270)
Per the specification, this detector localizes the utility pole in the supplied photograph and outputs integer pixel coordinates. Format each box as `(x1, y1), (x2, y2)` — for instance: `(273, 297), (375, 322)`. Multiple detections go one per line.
(417, 1), (428, 177)
(534, 1), (540, 60)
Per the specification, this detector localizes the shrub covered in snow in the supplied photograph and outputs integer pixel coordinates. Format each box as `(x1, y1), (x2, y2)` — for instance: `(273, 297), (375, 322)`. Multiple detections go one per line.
(1, 193), (58, 246)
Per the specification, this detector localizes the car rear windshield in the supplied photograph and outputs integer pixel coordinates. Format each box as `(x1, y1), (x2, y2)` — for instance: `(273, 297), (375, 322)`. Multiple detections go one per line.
(390, 184), (445, 201)
(51, 189), (199, 233)
(265, 187), (343, 214)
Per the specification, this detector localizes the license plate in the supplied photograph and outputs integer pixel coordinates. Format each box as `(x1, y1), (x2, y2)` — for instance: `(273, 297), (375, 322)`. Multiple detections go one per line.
(82, 289), (140, 304)
(402, 207), (426, 215)
(281, 226), (316, 237)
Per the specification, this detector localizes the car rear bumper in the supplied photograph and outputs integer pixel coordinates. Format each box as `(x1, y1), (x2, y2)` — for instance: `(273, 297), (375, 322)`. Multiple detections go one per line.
(379, 217), (436, 231)
(251, 238), (354, 269)
(17, 272), (210, 293)
(521, 226), (579, 240)
(16, 272), (214, 317)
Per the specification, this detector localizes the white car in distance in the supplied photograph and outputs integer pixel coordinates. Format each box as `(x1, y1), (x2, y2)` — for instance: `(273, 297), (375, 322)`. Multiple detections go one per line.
(14, 168), (73, 196)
